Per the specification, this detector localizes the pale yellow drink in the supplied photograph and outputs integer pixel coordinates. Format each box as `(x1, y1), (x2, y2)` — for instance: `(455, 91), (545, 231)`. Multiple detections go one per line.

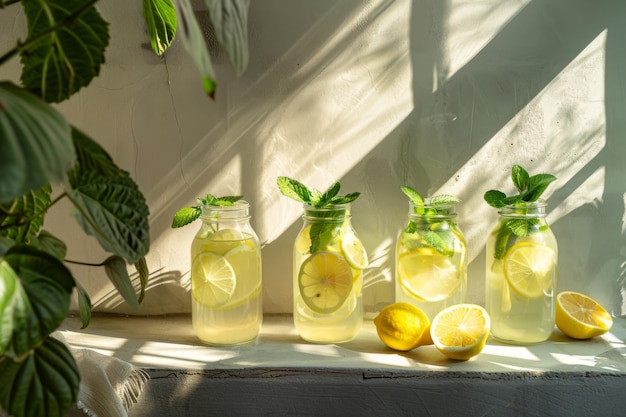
(190, 202), (262, 346)
(293, 203), (368, 343)
(485, 200), (557, 344)
(395, 201), (467, 320)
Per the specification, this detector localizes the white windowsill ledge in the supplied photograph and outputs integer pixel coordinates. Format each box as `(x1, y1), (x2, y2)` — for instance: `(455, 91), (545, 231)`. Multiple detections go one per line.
(60, 314), (626, 417)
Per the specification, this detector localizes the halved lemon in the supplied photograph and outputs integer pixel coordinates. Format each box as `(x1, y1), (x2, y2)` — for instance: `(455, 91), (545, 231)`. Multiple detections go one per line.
(191, 252), (236, 307)
(556, 291), (613, 339)
(503, 242), (555, 299)
(397, 248), (461, 302)
(298, 251), (353, 314)
(430, 304), (490, 361)
(341, 233), (369, 270)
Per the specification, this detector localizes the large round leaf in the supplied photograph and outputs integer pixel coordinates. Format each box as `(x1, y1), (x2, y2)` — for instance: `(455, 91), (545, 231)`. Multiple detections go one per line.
(0, 246), (75, 357)
(0, 185), (51, 244)
(0, 337), (80, 417)
(20, 0), (110, 103)
(0, 82), (73, 203)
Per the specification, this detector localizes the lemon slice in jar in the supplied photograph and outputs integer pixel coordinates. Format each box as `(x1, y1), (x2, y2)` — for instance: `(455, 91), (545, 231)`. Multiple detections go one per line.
(340, 233), (369, 270)
(191, 252), (236, 307)
(503, 242), (555, 299)
(298, 251), (353, 314)
(397, 248), (461, 302)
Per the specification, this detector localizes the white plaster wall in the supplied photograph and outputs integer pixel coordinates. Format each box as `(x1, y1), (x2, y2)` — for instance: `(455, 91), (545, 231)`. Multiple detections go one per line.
(1, 0), (625, 317)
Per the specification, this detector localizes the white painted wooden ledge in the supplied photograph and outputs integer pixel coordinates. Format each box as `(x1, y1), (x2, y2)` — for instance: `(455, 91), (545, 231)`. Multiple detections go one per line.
(60, 314), (626, 417)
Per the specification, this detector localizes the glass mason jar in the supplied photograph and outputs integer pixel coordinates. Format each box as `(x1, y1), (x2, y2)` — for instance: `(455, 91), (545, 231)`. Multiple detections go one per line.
(395, 201), (467, 320)
(485, 199), (558, 344)
(293, 203), (367, 343)
(190, 201), (262, 346)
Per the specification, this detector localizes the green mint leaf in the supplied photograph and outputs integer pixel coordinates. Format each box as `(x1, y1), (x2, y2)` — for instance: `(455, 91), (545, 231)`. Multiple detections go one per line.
(309, 188), (323, 207)
(277, 176), (311, 203)
(309, 222), (340, 253)
(318, 182), (341, 206)
(401, 186), (424, 206)
(330, 192), (360, 205)
(419, 230), (454, 257)
(212, 195), (243, 206)
(493, 221), (513, 259)
(507, 218), (540, 237)
(522, 174), (557, 202)
(198, 193), (217, 206)
(429, 194), (461, 205)
(172, 206), (202, 228)
(511, 164), (530, 193)
(484, 190), (507, 208)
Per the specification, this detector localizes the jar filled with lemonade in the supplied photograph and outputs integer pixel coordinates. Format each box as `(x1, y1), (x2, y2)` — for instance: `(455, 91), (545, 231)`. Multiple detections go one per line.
(395, 187), (467, 320)
(278, 177), (369, 343)
(484, 165), (558, 344)
(173, 195), (262, 346)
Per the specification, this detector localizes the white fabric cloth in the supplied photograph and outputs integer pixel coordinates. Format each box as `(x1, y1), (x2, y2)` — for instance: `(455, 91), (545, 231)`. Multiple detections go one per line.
(54, 333), (149, 417)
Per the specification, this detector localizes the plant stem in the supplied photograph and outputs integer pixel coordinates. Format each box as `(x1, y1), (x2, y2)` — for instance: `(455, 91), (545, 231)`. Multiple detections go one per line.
(0, 0), (100, 66)
(65, 259), (105, 267)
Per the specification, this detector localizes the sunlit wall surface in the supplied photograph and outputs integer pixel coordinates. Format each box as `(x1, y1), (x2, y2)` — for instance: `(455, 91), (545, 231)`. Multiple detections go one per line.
(1, 0), (625, 317)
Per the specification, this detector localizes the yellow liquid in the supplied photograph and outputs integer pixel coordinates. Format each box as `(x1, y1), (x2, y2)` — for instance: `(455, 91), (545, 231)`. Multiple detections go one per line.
(395, 227), (467, 320)
(293, 232), (363, 343)
(485, 227), (557, 344)
(191, 232), (262, 346)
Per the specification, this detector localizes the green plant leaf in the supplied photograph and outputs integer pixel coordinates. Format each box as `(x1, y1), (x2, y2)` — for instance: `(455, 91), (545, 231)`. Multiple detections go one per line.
(0, 185), (51, 243)
(135, 256), (149, 303)
(75, 279), (92, 329)
(429, 194), (461, 205)
(68, 128), (150, 262)
(175, 0), (217, 97)
(143, 0), (177, 55)
(483, 189), (507, 208)
(0, 237), (14, 256)
(522, 174), (557, 202)
(511, 164), (529, 193)
(104, 255), (140, 310)
(318, 182), (341, 206)
(0, 82), (74, 203)
(1, 246), (74, 357)
(277, 176), (311, 203)
(0, 337), (80, 417)
(507, 218), (540, 237)
(28, 230), (67, 261)
(67, 172), (150, 264)
(329, 192), (360, 205)
(204, 0), (250, 74)
(20, 0), (110, 103)
(172, 206), (202, 228)
(401, 186), (424, 206)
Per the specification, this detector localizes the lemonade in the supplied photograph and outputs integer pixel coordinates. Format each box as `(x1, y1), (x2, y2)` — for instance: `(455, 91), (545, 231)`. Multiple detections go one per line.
(293, 203), (367, 343)
(395, 192), (467, 320)
(485, 200), (557, 344)
(189, 202), (262, 346)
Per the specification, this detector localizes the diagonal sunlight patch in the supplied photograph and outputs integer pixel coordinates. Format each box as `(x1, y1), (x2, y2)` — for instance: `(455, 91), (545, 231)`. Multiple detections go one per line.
(432, 30), (607, 263)
(438, 0), (532, 85)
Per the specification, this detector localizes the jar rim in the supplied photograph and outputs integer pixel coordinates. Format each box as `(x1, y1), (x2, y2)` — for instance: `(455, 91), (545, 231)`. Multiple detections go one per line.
(499, 198), (547, 210)
(201, 200), (250, 211)
(302, 202), (352, 211)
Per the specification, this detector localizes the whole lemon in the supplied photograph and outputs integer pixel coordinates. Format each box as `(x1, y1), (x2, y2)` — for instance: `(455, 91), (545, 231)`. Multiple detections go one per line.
(374, 302), (431, 351)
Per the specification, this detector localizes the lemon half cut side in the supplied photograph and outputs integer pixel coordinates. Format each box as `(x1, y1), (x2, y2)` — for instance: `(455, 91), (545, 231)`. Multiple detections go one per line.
(556, 291), (613, 339)
(430, 304), (490, 361)
(298, 251), (353, 314)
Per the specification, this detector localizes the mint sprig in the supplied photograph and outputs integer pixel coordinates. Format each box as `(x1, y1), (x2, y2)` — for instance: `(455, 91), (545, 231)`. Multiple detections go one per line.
(400, 186), (460, 257)
(278, 176), (360, 253)
(171, 193), (243, 228)
(277, 176), (360, 207)
(484, 165), (556, 259)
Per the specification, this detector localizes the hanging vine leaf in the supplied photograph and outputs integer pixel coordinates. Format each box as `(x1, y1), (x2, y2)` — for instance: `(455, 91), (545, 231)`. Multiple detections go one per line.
(0, 82), (73, 203)
(104, 255), (140, 310)
(204, 0), (250, 74)
(19, 0), (110, 103)
(0, 246), (74, 357)
(175, 0), (217, 97)
(0, 337), (80, 417)
(143, 0), (178, 55)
